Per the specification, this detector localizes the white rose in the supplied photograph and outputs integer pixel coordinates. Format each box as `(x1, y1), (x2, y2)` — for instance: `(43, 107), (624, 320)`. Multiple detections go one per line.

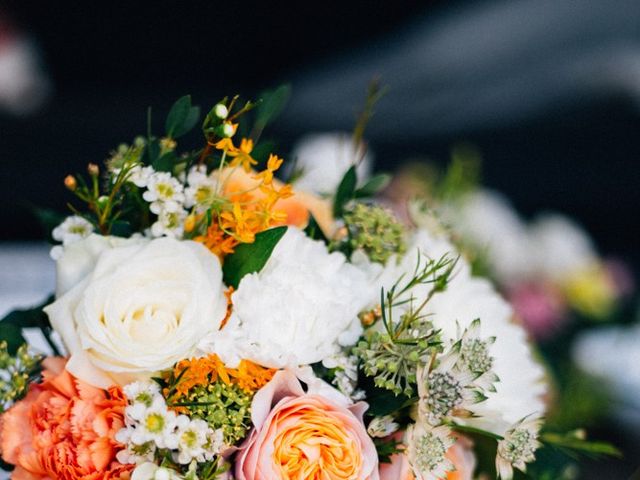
(44, 237), (226, 388)
(206, 227), (369, 368)
(54, 233), (146, 296)
(291, 132), (372, 195)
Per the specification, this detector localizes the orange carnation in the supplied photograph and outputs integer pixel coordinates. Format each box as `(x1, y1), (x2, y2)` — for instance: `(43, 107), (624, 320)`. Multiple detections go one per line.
(0, 357), (132, 480)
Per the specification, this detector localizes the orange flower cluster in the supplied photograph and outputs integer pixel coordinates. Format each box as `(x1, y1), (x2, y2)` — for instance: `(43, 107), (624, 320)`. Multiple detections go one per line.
(169, 354), (276, 399)
(194, 138), (294, 258)
(0, 357), (132, 480)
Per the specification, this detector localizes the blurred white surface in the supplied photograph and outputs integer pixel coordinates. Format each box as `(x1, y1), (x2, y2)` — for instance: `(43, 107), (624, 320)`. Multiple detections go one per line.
(0, 242), (54, 317)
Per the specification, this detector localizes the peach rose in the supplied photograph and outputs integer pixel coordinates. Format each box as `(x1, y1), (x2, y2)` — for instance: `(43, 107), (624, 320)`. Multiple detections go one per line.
(235, 370), (379, 480)
(0, 357), (132, 480)
(379, 432), (476, 480)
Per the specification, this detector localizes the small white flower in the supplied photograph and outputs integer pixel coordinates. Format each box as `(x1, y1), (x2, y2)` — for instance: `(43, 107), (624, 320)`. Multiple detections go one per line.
(184, 165), (217, 209)
(202, 428), (225, 461)
(115, 437), (156, 465)
(322, 353), (365, 401)
(406, 422), (456, 480)
(496, 416), (542, 480)
(174, 417), (211, 464)
(131, 462), (183, 480)
(128, 164), (156, 188)
(131, 405), (179, 449)
(52, 215), (94, 247)
(150, 209), (187, 238)
(367, 415), (399, 438)
(143, 172), (185, 214)
(124, 381), (162, 407)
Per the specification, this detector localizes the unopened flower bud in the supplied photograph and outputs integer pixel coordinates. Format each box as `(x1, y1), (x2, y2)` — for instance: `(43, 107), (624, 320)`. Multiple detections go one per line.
(97, 195), (109, 209)
(64, 175), (77, 191)
(216, 122), (235, 138)
(184, 214), (196, 233)
(214, 103), (229, 119)
(87, 163), (99, 176)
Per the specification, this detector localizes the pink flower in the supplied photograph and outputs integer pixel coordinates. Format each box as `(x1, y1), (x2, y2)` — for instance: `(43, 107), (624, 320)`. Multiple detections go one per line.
(379, 431), (476, 480)
(235, 370), (379, 480)
(508, 282), (567, 340)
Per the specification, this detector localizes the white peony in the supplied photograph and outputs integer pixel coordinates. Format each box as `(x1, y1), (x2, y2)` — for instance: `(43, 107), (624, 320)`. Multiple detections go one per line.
(44, 237), (226, 388)
(291, 132), (372, 195)
(207, 227), (369, 368)
(363, 228), (547, 435)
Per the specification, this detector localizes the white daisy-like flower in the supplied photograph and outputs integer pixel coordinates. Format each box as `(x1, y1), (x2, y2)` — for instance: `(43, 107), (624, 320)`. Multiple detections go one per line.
(174, 417), (212, 464)
(367, 415), (400, 438)
(52, 215), (94, 247)
(184, 165), (217, 210)
(124, 381), (162, 407)
(127, 164), (155, 188)
(207, 227), (370, 368)
(406, 422), (456, 480)
(150, 209), (187, 238)
(496, 416), (543, 479)
(290, 132), (372, 195)
(114, 435), (156, 465)
(131, 405), (180, 449)
(143, 172), (185, 214)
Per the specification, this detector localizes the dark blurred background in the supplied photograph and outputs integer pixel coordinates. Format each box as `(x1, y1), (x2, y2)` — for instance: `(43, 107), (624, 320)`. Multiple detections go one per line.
(0, 2), (639, 476)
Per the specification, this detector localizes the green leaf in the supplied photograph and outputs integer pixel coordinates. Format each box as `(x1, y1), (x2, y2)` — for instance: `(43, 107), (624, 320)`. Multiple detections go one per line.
(222, 226), (288, 288)
(333, 165), (357, 217)
(0, 323), (26, 355)
(152, 151), (177, 172)
(30, 206), (66, 239)
(354, 173), (391, 198)
(541, 432), (622, 458)
(254, 84), (291, 133)
(2, 296), (53, 329)
(165, 95), (200, 138)
(304, 214), (328, 243)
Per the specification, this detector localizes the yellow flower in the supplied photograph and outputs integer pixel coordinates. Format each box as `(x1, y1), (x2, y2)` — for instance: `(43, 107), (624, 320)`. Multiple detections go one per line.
(227, 138), (257, 172)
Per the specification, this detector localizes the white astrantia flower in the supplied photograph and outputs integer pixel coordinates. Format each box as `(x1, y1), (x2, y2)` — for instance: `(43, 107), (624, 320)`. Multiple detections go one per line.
(50, 215), (94, 259)
(360, 227), (547, 435)
(143, 171), (185, 214)
(150, 208), (187, 238)
(406, 422), (456, 480)
(496, 416), (543, 479)
(417, 351), (480, 426)
(367, 415), (400, 438)
(290, 132), (372, 195)
(206, 227), (370, 368)
(454, 319), (500, 392)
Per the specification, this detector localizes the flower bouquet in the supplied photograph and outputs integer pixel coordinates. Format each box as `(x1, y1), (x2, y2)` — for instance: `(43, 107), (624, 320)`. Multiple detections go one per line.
(0, 92), (618, 480)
